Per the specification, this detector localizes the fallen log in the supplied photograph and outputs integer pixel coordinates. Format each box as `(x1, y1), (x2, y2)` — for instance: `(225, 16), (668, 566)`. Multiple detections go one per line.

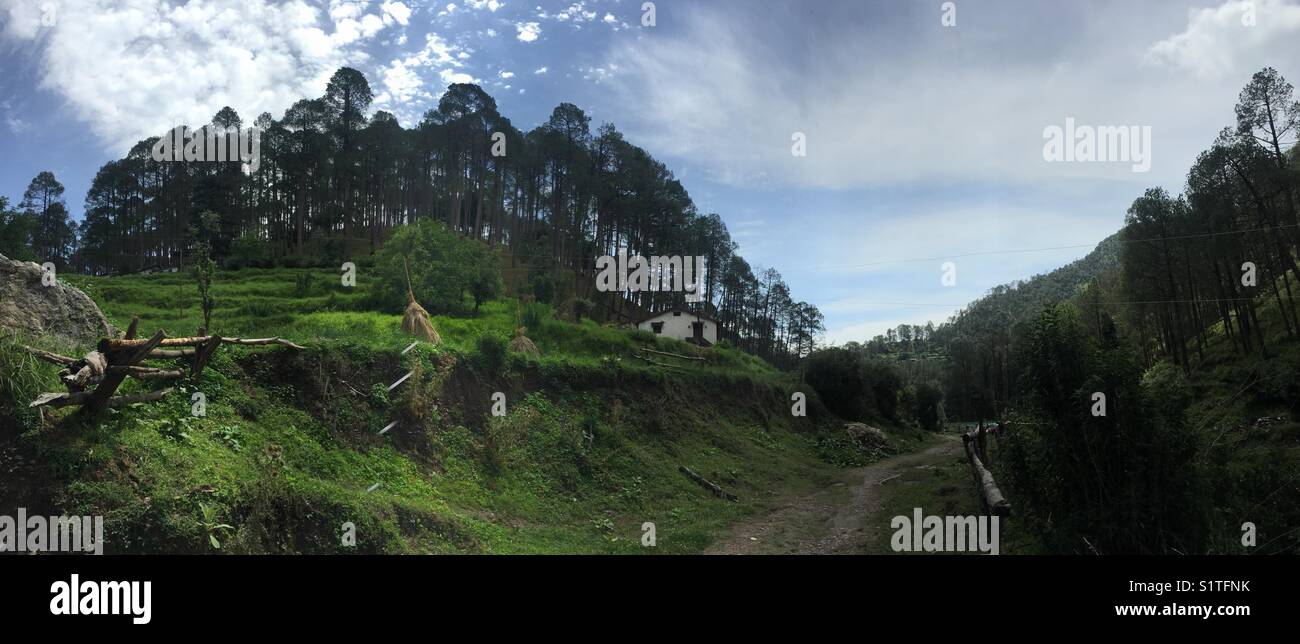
(101, 336), (305, 351)
(31, 388), (174, 410)
(641, 348), (705, 361)
(632, 353), (688, 371)
(148, 348), (196, 358)
(679, 465), (738, 502)
(963, 433), (1011, 517)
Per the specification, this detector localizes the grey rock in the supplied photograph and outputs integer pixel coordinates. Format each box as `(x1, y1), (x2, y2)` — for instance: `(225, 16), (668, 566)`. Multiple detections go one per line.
(0, 255), (114, 349)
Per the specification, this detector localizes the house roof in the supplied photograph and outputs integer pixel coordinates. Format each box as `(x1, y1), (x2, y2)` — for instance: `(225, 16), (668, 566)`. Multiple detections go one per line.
(636, 308), (718, 324)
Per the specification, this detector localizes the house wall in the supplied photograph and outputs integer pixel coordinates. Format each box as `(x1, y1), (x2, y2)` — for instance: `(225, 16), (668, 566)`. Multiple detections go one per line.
(637, 311), (718, 344)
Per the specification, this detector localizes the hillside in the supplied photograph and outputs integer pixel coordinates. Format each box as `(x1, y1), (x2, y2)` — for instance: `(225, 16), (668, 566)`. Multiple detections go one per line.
(0, 267), (917, 554)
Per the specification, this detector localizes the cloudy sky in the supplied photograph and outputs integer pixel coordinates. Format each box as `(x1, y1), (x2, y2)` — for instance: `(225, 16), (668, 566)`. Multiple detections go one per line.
(3, 0), (1300, 343)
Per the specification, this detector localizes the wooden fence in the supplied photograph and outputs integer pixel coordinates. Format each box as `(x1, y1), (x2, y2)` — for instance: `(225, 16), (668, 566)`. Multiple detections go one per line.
(962, 423), (1012, 517)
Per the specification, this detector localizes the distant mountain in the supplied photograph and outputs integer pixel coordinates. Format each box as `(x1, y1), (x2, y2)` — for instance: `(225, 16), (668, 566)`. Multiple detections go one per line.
(938, 231), (1122, 335)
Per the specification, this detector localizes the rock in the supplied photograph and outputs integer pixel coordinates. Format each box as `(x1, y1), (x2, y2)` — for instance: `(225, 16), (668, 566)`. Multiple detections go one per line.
(0, 254), (115, 348)
(844, 422), (890, 450)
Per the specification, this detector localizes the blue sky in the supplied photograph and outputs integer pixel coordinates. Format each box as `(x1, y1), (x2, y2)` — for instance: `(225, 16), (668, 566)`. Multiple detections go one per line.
(3, 0), (1300, 343)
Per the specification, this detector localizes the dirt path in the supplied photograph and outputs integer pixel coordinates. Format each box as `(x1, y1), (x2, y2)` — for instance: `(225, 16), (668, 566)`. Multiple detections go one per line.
(705, 435), (964, 554)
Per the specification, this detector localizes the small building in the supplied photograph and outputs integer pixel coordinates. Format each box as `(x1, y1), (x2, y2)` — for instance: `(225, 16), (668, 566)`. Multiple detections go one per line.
(637, 308), (719, 346)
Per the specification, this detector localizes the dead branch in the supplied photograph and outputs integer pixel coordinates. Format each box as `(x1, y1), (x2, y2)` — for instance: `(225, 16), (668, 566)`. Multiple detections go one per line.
(641, 348), (705, 361)
(679, 465), (738, 501)
(31, 388), (174, 409)
(20, 345), (78, 366)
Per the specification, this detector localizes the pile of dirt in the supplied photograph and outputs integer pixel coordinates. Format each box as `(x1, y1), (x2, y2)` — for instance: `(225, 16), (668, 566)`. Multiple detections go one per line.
(0, 254), (115, 348)
(844, 422), (891, 452)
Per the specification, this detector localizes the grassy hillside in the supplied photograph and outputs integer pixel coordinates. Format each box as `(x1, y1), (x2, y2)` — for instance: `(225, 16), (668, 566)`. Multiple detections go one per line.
(0, 267), (917, 553)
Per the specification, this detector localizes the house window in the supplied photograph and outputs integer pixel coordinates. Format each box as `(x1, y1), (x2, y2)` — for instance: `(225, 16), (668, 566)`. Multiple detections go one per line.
(651, 322), (664, 334)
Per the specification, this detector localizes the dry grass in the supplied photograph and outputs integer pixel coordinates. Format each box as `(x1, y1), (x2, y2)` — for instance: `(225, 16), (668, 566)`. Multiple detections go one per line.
(509, 326), (539, 356)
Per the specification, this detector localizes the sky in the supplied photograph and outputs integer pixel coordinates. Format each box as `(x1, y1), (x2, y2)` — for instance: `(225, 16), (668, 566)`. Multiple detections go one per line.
(3, 0), (1300, 344)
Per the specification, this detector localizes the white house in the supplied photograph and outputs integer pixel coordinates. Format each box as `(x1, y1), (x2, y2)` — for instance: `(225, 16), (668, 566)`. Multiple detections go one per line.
(637, 308), (719, 346)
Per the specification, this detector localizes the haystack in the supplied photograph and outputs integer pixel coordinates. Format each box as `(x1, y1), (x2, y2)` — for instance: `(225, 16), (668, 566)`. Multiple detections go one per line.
(509, 326), (540, 356)
(401, 257), (441, 344)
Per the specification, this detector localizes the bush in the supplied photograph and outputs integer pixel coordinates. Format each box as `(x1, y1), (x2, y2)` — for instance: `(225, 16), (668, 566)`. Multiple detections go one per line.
(914, 381), (945, 431)
(372, 220), (502, 314)
(520, 302), (551, 333)
(530, 272), (555, 305)
(476, 334), (507, 374)
(226, 235), (272, 269)
(1002, 304), (1208, 554)
(572, 298), (594, 322)
(802, 348), (871, 421)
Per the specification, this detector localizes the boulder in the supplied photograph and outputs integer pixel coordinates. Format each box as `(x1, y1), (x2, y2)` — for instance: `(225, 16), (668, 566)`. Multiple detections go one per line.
(0, 254), (115, 348)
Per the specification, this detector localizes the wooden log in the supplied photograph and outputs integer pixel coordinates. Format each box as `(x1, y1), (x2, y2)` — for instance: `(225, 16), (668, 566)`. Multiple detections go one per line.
(192, 335), (222, 377)
(20, 345), (77, 366)
(86, 330), (165, 414)
(100, 335), (305, 354)
(632, 353), (688, 371)
(679, 465), (738, 502)
(108, 366), (183, 380)
(641, 348), (705, 361)
(148, 348), (196, 358)
(31, 388), (174, 410)
(59, 351), (108, 392)
(964, 437), (1011, 517)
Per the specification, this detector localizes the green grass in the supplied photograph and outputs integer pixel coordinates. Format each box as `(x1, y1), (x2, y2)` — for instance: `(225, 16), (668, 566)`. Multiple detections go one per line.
(2, 267), (881, 554)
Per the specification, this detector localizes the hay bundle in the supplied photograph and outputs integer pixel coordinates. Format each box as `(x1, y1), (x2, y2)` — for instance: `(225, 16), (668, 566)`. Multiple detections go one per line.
(509, 326), (539, 356)
(401, 257), (441, 344)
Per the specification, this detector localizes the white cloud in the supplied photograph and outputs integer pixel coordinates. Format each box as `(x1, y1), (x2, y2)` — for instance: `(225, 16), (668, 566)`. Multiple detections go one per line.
(381, 1), (412, 26)
(0, 0), (403, 154)
(515, 21), (540, 42)
(373, 31), (474, 121)
(595, 1), (1300, 192)
(534, 66), (548, 74)
(499, 70), (514, 78)
(1145, 0), (1300, 79)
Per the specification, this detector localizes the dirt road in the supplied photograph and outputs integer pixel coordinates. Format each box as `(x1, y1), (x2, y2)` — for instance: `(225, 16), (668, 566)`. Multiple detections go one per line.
(705, 435), (964, 554)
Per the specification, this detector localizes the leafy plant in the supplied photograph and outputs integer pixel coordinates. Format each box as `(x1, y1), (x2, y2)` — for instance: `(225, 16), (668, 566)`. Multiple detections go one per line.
(198, 503), (235, 550)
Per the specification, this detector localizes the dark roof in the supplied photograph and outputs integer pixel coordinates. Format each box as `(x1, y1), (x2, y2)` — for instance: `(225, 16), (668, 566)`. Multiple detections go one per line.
(636, 308), (717, 324)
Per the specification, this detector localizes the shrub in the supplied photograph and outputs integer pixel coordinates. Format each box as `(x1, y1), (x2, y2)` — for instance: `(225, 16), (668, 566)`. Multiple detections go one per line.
(476, 334), (507, 374)
(521, 302), (550, 333)
(372, 220), (502, 315)
(226, 235), (272, 269)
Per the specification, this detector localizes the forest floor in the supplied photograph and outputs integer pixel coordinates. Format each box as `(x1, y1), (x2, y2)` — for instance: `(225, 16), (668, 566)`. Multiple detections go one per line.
(706, 431), (1043, 554)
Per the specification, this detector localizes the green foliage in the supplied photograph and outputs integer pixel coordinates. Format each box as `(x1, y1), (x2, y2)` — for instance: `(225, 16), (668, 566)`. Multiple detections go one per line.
(476, 333), (507, 374)
(0, 336), (50, 431)
(192, 211), (220, 331)
(1001, 304), (1207, 554)
(0, 196), (37, 262)
(530, 271), (555, 305)
(571, 298), (593, 323)
(913, 381), (945, 431)
(372, 220), (502, 314)
(226, 234), (272, 269)
(519, 302), (551, 333)
(802, 347), (905, 424)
